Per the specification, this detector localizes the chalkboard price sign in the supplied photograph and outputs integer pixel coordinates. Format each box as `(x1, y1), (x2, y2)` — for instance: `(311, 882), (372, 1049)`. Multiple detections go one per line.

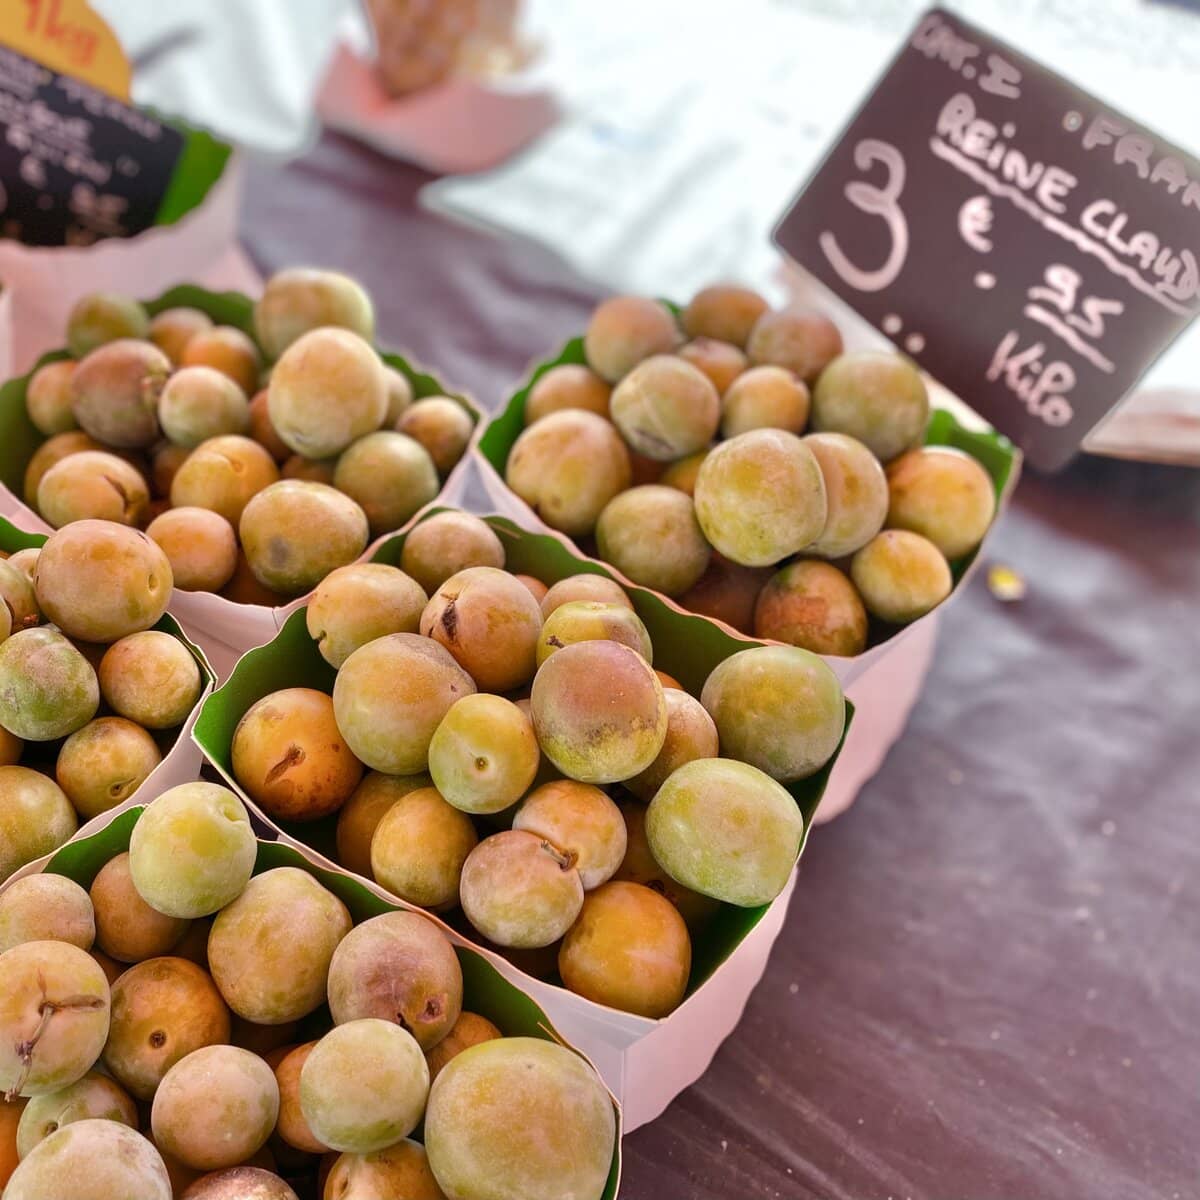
(0, 43), (183, 247)
(773, 8), (1200, 470)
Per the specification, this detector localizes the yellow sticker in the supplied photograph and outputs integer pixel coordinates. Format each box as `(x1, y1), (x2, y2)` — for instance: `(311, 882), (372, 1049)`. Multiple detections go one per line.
(1, 0), (131, 99)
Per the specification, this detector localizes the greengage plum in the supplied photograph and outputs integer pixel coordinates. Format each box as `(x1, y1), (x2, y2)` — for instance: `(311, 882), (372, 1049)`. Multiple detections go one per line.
(149, 307), (212, 365)
(335, 772), (433, 879)
(25, 361), (77, 436)
(584, 295), (680, 382)
(98, 630), (203, 729)
(232, 688), (363, 823)
(681, 283), (768, 348)
(647, 758), (803, 905)
(71, 339), (168, 448)
(885, 445), (996, 559)
(170, 436), (280, 526)
(333, 634), (476, 775)
(158, 367), (250, 448)
(747, 309), (842, 381)
(625, 689), (719, 801)
(55, 717), (161, 818)
(36, 450), (149, 528)
(399, 513), (505, 596)
(811, 351), (929, 462)
(754, 560), (868, 656)
(332, 431), (439, 537)
(524, 364), (611, 425)
(803, 431), (888, 558)
(595, 484), (709, 595)
(0, 628), (97, 741)
(535, 600), (652, 666)
(127, 783), (257, 919)
(610, 355), (719, 461)
(66, 294), (148, 358)
(16, 1072), (136, 1158)
(395, 398), (472, 476)
(512, 780), (626, 890)
(91, 853), (190, 963)
(307, 563), (428, 669)
(539, 573), (631, 619)
(181, 327), (262, 397)
(254, 268), (375, 361)
(721, 365), (809, 438)
(850, 529), (951, 624)
(0, 875), (93, 953)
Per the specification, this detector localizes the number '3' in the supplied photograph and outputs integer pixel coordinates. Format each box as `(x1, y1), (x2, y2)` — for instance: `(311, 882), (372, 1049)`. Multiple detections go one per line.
(819, 139), (909, 293)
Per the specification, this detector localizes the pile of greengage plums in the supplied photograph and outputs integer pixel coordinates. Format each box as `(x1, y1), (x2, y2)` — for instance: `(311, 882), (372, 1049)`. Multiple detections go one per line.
(504, 284), (998, 655)
(227, 512), (845, 1020)
(0, 782), (616, 1200)
(0, 525), (202, 883)
(20, 269), (473, 603)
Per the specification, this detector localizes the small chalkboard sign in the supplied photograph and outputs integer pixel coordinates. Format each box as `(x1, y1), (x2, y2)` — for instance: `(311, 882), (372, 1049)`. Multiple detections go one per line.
(773, 8), (1200, 471)
(0, 44), (184, 247)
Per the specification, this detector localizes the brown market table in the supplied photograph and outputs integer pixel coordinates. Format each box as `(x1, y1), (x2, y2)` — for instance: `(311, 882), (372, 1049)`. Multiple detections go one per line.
(242, 133), (1200, 1200)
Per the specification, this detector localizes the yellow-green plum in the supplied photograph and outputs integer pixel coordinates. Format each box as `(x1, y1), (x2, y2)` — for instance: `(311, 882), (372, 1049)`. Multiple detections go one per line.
(4, 1119), (170, 1200)
(70, 339), (167, 448)
(268, 328), (387, 459)
(323, 1139), (445, 1200)
(659, 448), (709, 497)
(421, 566), (543, 693)
(693, 429), (827, 567)
(273, 1042), (325, 1154)
(231, 688), (363, 823)
(721, 365), (810, 438)
(539, 573), (632, 619)
(3, 550), (39, 584)
(332, 431), (439, 537)
(281, 454), (336, 484)
(183, 1166), (299, 1200)
(207, 868), (351, 1024)
(700, 644), (845, 782)
(524, 364), (611, 425)
(128, 783), (257, 919)
(647, 758), (803, 905)
(399, 513), (505, 596)
(424, 1038), (615, 1200)
(335, 772), (433, 879)
(90, 854), (190, 963)
(885, 445), (996, 559)
(677, 337), (747, 395)
(584, 295), (680, 382)
(169, 435), (280, 525)
(459, 831), (583, 949)
(0, 875), (93, 953)
(535, 600), (652, 666)
(530, 640), (667, 784)
(34, 520), (172, 643)
(22, 431), (106, 508)
(0, 941), (109, 1097)
(248, 390), (290, 462)
(803, 431), (889, 558)
(254, 268), (375, 361)
(747, 309), (843, 382)
(559, 881), (691, 1017)
(370, 785), (478, 910)
(25, 361), (78, 437)
(0, 628), (97, 741)
(395, 397), (473, 476)
(681, 283), (768, 348)
(239, 481), (369, 596)
(103, 957), (231, 1101)
(158, 367), (250, 448)
(36, 449), (149, 528)
(16, 1072), (137, 1158)
(505, 410), (632, 537)
(428, 694), (539, 815)
(333, 633), (476, 775)
(512, 780), (626, 890)
(66, 294), (148, 359)
(423, 1013), (501, 1085)
(610, 355), (720, 461)
(147, 507), (239, 592)
(55, 717), (161, 818)
(149, 307), (212, 365)
(811, 351), (929, 462)
(0, 561), (38, 634)
(755, 560), (868, 656)
(326, 912), (462, 1050)
(595, 485), (710, 596)
(152, 1045), (279, 1170)
(614, 802), (719, 929)
(383, 366), (414, 425)
(307, 563), (428, 668)
(625, 689), (720, 801)
(850, 529), (952, 624)
(98, 630), (203, 729)
(299, 1020), (428, 1154)
(181, 327), (262, 398)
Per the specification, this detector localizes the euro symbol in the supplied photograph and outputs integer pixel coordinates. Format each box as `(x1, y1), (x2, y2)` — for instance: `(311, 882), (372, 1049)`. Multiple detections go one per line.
(959, 195), (994, 253)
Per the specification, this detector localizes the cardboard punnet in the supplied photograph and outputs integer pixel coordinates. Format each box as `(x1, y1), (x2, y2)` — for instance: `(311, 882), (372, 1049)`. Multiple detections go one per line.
(0, 803), (623, 1199)
(0, 516), (215, 847)
(474, 321), (1020, 820)
(192, 506), (852, 1129)
(0, 285), (484, 676)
